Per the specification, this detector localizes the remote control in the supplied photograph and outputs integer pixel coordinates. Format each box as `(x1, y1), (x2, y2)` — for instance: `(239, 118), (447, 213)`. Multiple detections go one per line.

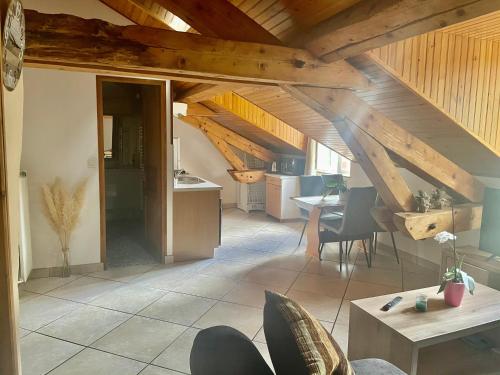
(381, 296), (402, 311)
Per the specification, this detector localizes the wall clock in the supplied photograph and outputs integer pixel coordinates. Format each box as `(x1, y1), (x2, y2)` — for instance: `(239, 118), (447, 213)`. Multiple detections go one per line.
(2, 0), (25, 91)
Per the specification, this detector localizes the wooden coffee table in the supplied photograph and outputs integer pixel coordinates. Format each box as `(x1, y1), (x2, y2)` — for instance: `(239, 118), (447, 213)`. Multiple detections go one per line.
(348, 284), (500, 374)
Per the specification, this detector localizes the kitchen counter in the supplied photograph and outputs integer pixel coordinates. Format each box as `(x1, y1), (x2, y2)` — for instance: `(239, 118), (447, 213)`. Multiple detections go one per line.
(265, 173), (301, 179)
(173, 176), (223, 192)
(173, 176), (222, 261)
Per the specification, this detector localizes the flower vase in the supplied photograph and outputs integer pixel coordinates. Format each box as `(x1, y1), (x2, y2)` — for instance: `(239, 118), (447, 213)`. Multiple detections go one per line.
(444, 282), (465, 307)
(61, 248), (71, 278)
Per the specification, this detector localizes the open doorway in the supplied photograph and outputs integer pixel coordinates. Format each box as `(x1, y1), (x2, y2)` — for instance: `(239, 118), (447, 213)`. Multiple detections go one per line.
(97, 77), (166, 268)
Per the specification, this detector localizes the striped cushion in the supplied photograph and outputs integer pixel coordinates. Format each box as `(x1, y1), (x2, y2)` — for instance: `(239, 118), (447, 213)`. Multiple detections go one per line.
(264, 291), (353, 375)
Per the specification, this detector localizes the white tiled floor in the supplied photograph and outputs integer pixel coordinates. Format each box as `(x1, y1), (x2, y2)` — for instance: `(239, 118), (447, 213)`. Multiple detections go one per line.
(19, 209), (432, 375)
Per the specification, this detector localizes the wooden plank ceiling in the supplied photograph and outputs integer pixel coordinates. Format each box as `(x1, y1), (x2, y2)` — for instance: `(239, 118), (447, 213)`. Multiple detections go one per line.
(349, 53), (500, 177)
(99, 0), (190, 30)
(201, 99), (305, 155)
(233, 86), (354, 159)
(441, 10), (500, 41)
(228, 0), (362, 42)
(367, 31), (500, 154)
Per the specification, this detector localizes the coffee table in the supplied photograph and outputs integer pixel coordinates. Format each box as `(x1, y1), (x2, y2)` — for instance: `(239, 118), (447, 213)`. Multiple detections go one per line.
(348, 284), (500, 374)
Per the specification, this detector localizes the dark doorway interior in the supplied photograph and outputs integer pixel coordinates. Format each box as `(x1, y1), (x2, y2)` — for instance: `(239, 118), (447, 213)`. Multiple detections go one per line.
(101, 81), (165, 268)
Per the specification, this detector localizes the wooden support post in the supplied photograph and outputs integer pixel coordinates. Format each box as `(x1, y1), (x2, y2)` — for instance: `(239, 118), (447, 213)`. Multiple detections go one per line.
(393, 204), (483, 240)
(336, 119), (416, 212)
(179, 115), (277, 163)
(287, 86), (485, 203)
(205, 132), (247, 171)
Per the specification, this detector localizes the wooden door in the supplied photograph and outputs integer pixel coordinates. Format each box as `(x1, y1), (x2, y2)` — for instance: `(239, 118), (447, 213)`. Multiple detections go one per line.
(142, 84), (166, 262)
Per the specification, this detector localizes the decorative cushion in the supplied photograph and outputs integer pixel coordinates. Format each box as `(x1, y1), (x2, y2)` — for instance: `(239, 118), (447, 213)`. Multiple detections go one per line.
(264, 290), (354, 375)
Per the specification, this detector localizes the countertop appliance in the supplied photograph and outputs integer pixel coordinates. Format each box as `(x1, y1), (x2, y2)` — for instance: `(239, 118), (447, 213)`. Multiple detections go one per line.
(278, 156), (305, 176)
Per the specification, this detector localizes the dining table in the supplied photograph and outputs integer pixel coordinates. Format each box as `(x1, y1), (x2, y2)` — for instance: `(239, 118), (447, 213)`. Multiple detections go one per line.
(291, 195), (345, 258)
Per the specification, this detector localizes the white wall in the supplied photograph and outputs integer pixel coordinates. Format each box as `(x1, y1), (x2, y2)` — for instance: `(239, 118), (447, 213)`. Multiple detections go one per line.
(19, 0), (141, 269)
(350, 163), (500, 265)
(22, 69), (102, 268)
(174, 117), (238, 205)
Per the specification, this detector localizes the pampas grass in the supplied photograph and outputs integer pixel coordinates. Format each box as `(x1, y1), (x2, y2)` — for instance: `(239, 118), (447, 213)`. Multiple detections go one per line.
(41, 178), (87, 275)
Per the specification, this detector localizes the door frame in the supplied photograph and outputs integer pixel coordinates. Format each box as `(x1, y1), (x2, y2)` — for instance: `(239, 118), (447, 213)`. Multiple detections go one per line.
(96, 76), (167, 266)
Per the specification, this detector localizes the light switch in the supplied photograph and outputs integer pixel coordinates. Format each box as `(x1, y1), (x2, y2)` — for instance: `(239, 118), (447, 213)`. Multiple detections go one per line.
(87, 156), (98, 169)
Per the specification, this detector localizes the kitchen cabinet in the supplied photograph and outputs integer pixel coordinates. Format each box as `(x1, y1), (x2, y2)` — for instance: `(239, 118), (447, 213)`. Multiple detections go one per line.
(173, 179), (222, 261)
(265, 174), (301, 221)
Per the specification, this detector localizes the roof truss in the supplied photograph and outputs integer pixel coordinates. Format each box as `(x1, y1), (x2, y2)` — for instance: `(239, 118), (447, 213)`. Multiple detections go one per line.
(25, 10), (370, 90)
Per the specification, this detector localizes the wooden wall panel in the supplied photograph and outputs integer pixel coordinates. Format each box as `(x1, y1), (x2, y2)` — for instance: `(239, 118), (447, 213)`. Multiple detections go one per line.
(369, 30), (500, 153)
(210, 92), (308, 152)
(234, 86), (354, 160)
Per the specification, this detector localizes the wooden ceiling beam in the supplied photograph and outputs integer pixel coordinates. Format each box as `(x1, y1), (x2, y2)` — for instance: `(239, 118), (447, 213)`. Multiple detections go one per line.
(299, 0), (500, 62)
(25, 10), (370, 90)
(205, 132), (247, 171)
(155, 0), (487, 208)
(153, 0), (281, 44)
(179, 114), (277, 163)
(336, 119), (416, 212)
(284, 86), (485, 203)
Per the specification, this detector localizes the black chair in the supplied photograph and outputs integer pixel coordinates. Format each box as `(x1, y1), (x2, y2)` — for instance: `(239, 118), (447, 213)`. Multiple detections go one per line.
(297, 175), (324, 246)
(297, 175), (344, 246)
(371, 194), (400, 264)
(190, 325), (407, 375)
(318, 187), (379, 270)
(321, 174), (344, 195)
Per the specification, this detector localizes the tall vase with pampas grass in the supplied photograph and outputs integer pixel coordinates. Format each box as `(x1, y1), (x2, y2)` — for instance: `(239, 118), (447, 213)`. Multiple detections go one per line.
(41, 178), (87, 277)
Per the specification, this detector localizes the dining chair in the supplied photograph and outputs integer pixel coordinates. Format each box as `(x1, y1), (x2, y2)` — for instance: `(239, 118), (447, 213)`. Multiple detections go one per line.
(371, 194), (400, 264)
(318, 187), (378, 270)
(320, 174), (344, 195)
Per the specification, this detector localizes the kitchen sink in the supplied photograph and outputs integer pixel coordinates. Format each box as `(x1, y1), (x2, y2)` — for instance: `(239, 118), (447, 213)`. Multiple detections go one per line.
(176, 176), (205, 184)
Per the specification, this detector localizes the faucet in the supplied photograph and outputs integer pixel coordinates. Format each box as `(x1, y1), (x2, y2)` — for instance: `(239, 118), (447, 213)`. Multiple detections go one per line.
(174, 169), (186, 179)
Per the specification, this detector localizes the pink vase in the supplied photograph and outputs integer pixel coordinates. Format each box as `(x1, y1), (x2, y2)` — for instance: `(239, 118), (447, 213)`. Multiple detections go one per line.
(444, 282), (465, 307)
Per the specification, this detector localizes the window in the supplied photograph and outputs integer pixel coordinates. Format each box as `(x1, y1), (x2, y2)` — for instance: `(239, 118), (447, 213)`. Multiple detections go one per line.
(316, 143), (351, 176)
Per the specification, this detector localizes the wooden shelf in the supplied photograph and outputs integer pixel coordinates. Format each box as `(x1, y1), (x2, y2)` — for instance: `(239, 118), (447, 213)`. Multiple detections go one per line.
(393, 203), (483, 240)
(228, 169), (266, 184)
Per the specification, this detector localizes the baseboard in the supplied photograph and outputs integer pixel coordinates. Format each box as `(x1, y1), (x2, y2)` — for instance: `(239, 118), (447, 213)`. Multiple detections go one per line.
(29, 262), (105, 279)
(164, 255), (174, 264)
(222, 202), (237, 209)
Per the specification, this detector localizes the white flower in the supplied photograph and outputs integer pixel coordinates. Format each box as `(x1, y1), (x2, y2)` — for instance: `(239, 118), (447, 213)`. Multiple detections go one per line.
(434, 231), (456, 244)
